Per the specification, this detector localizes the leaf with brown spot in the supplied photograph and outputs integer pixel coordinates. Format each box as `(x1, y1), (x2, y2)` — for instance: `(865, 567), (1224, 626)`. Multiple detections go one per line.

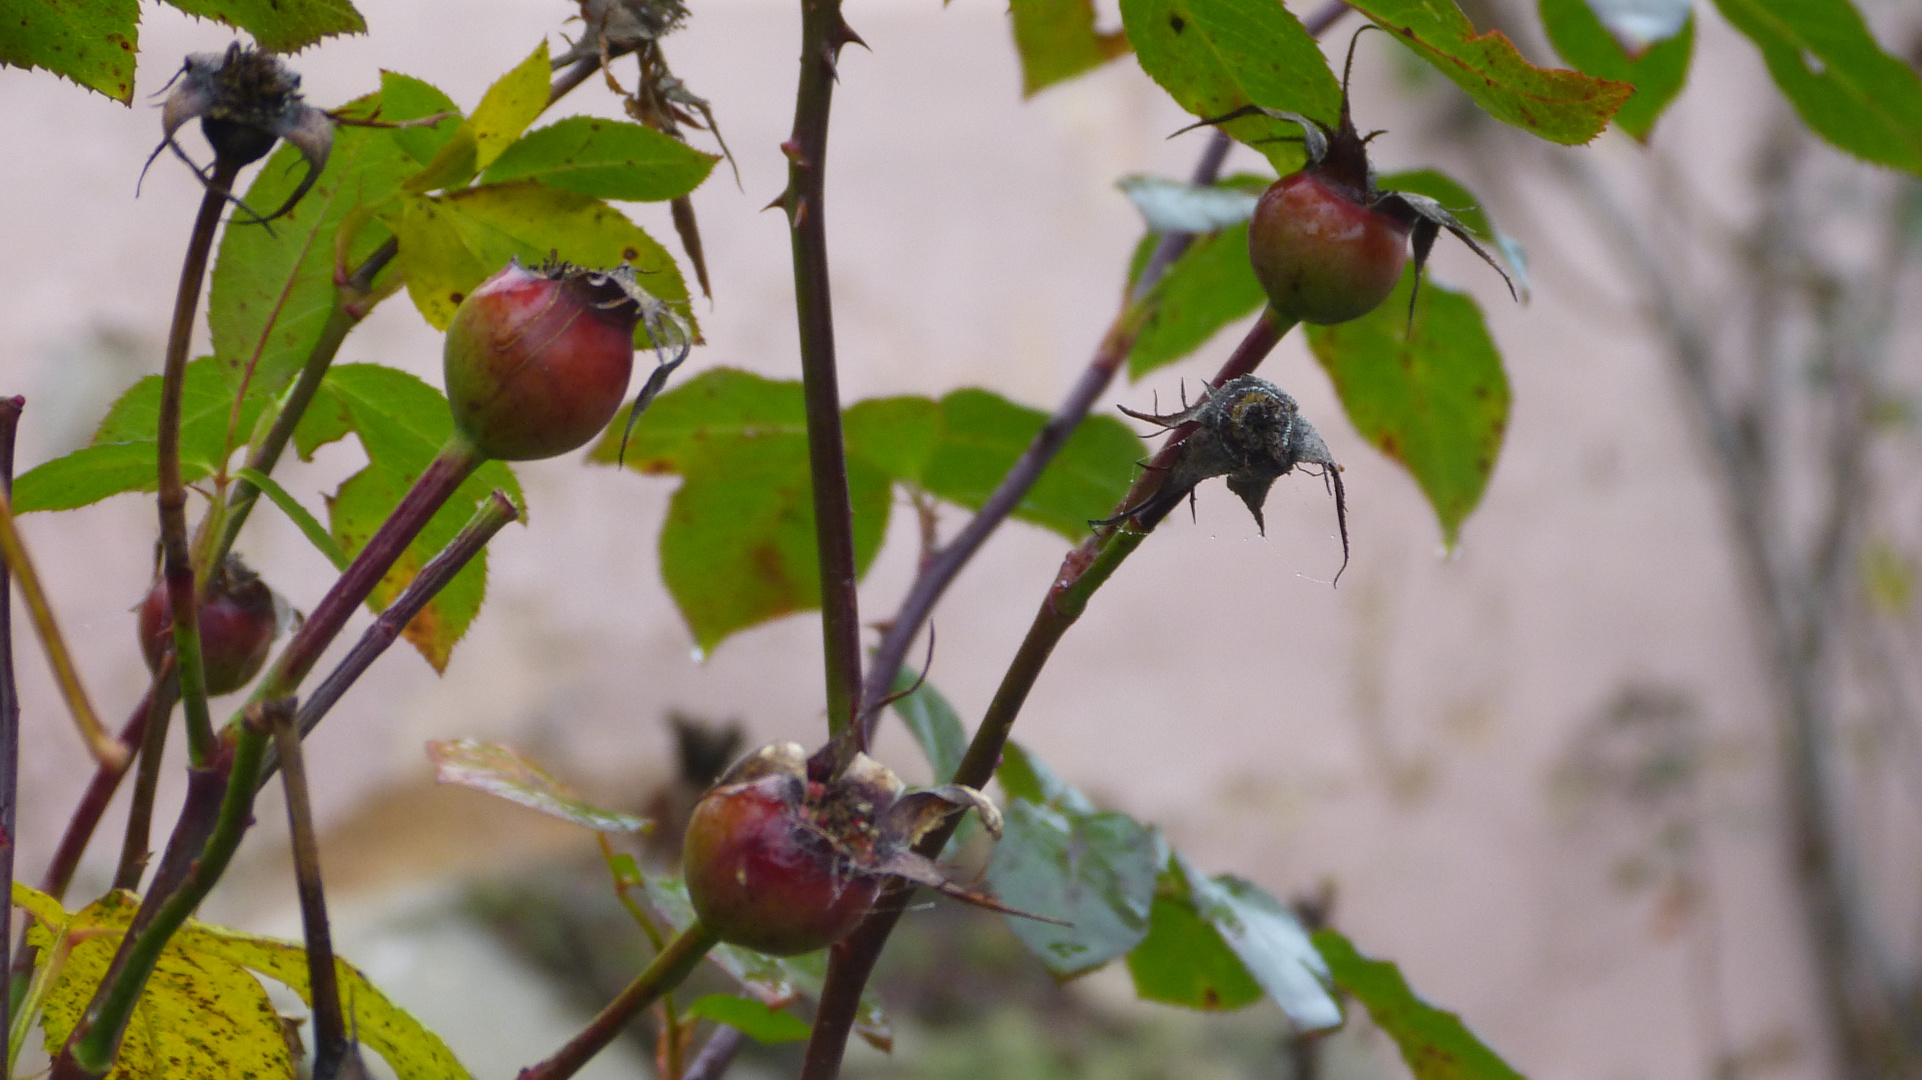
(1314, 928), (1525, 1079)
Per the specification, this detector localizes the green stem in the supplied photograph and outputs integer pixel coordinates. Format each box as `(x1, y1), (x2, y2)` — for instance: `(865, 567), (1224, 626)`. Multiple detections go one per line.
(111, 667), (179, 891)
(157, 158), (242, 768)
(518, 922), (720, 1080)
(785, 0), (865, 739)
(55, 705), (277, 1078)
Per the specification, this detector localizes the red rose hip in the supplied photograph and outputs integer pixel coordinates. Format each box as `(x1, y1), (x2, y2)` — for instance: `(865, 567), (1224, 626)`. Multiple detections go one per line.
(443, 259), (643, 461)
(1249, 171), (1410, 325)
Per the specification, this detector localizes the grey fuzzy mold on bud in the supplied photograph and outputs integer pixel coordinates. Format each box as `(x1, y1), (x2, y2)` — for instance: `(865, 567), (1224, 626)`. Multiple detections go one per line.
(147, 44), (334, 224)
(1104, 375), (1349, 580)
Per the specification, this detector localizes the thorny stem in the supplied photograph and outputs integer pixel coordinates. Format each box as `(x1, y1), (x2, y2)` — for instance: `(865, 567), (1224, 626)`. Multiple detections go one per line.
(807, 311), (1291, 1078)
(0, 395), (20, 1070)
(271, 707), (348, 1075)
(260, 490), (519, 785)
(55, 704), (277, 1079)
(785, 0), (866, 744)
(158, 158), (242, 769)
(856, 128), (1238, 745)
(111, 667), (179, 892)
(517, 921), (719, 1080)
(0, 490), (123, 769)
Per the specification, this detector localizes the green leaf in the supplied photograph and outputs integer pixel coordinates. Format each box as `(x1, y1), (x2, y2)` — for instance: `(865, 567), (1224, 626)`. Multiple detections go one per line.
(1710, 0), (1922, 174)
(1011, 0), (1132, 96)
(1342, 0), (1630, 144)
(888, 671), (969, 785)
(1306, 270), (1508, 549)
(586, 368), (805, 471)
(843, 395), (944, 482)
(160, 0), (363, 51)
(30, 890), (298, 1079)
(0, 0), (137, 103)
(236, 467), (348, 570)
(1128, 893), (1265, 1011)
(379, 72), (463, 166)
(1314, 928), (1524, 1080)
(997, 742), (1093, 812)
(1540, 0), (1693, 140)
(392, 182), (690, 340)
(468, 41), (552, 169)
(1119, 0), (1337, 173)
(482, 116), (720, 202)
(427, 739), (650, 832)
(209, 95), (417, 403)
(313, 364), (524, 671)
(642, 876), (892, 1051)
(11, 443), (197, 513)
(183, 922), (475, 1080)
(1126, 856), (1340, 1027)
(1128, 223), (1267, 378)
(659, 438), (893, 654)
(683, 994), (812, 1044)
(988, 743), (1161, 977)
(921, 389), (1145, 539)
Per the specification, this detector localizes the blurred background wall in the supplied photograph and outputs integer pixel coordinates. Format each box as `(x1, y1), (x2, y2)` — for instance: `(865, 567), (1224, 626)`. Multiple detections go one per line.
(2, 0), (1919, 1076)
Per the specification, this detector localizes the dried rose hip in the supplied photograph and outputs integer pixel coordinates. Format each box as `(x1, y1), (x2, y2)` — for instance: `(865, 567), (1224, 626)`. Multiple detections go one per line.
(138, 555), (280, 695)
(443, 259), (650, 462)
(683, 742), (1046, 956)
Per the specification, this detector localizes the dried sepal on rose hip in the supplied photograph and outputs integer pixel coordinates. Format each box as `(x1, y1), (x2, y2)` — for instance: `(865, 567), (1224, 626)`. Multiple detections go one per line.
(138, 554), (286, 696)
(1101, 375), (1349, 578)
(683, 741), (1057, 956)
(442, 257), (690, 462)
(144, 43), (334, 224)
(1180, 31), (1516, 327)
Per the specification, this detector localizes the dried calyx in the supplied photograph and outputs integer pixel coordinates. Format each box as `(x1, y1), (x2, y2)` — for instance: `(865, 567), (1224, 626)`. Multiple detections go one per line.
(1103, 375), (1349, 579)
(683, 741), (1058, 956)
(147, 43), (334, 224)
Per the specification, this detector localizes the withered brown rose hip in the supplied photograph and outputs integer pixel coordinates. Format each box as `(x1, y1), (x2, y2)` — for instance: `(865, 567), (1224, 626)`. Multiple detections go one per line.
(138, 555), (280, 696)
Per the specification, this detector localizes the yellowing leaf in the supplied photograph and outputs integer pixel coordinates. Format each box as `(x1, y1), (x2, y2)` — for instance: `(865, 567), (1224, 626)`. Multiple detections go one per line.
(467, 41), (552, 169)
(427, 739), (651, 833)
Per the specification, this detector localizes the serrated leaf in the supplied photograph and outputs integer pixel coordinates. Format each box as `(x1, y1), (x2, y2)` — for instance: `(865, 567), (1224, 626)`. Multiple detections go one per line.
(683, 994), (812, 1044)
(482, 116), (719, 201)
(641, 876), (892, 1051)
(1306, 270), (1508, 549)
(1315, 928), (1524, 1080)
(1540, 0), (1692, 140)
(314, 364), (524, 670)
(1119, 0), (1336, 174)
(987, 782), (1161, 977)
(209, 96), (416, 405)
(922, 390), (1145, 539)
(888, 671), (969, 785)
(11, 443), (201, 513)
(427, 739), (649, 832)
(586, 368), (805, 472)
(392, 182), (690, 342)
(160, 0), (364, 51)
(379, 72), (463, 166)
(1127, 223), (1267, 378)
(0, 0), (137, 103)
(1711, 0), (1922, 174)
(1128, 892), (1265, 1010)
(180, 922), (473, 1080)
(29, 890), (296, 1079)
(468, 41), (551, 169)
(1341, 0), (1630, 144)
(1011, 0), (1132, 96)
